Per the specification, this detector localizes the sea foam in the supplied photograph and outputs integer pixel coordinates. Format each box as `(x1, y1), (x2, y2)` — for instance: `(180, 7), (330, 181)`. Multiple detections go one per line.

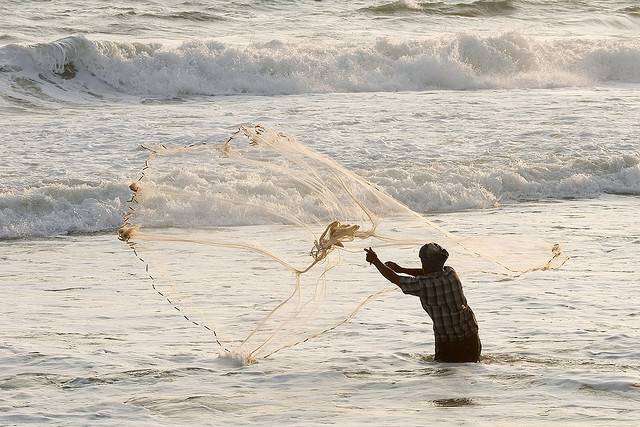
(1, 33), (640, 101)
(1, 154), (638, 240)
(0, 182), (129, 240)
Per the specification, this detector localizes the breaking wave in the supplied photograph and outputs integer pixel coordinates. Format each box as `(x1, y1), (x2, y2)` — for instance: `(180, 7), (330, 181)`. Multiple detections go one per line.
(2, 154), (638, 240)
(1, 33), (640, 102)
(0, 182), (129, 240)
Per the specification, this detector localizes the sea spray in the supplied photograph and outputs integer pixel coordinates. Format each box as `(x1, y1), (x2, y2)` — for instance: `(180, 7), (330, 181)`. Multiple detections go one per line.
(217, 351), (257, 367)
(2, 34), (640, 100)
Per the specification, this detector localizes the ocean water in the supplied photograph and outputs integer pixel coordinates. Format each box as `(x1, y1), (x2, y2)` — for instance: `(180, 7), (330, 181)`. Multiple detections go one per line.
(1, 0), (639, 425)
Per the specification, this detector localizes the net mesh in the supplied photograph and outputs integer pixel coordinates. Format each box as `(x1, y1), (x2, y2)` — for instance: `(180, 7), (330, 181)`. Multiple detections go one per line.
(119, 124), (566, 363)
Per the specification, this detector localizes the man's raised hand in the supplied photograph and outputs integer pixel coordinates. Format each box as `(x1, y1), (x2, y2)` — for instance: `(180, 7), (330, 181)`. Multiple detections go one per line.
(364, 247), (378, 264)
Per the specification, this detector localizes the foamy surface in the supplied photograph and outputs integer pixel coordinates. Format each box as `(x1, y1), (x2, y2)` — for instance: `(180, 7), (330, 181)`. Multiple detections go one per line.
(1, 88), (639, 239)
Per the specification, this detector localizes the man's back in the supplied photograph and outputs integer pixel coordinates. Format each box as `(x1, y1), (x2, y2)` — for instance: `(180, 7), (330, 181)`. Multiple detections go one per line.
(397, 266), (478, 342)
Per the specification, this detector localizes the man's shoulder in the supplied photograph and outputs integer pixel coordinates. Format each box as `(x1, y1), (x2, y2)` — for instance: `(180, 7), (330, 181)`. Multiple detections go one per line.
(443, 266), (461, 282)
(415, 266), (461, 289)
(417, 266), (455, 278)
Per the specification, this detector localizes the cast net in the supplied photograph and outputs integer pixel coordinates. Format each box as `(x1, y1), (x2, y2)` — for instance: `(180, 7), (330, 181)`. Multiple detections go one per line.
(119, 124), (566, 363)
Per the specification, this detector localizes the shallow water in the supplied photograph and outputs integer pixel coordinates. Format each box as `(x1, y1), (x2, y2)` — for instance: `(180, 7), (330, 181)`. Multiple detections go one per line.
(2, 197), (639, 425)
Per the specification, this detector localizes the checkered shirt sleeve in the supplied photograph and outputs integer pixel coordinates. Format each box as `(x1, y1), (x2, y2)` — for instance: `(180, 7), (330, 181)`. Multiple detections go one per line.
(398, 275), (423, 296)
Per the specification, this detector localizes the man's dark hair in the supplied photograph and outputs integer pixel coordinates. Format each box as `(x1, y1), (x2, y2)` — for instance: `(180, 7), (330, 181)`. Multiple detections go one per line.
(419, 242), (449, 270)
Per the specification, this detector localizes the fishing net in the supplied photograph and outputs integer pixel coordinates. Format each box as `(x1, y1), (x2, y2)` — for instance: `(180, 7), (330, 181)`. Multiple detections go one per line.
(119, 124), (566, 363)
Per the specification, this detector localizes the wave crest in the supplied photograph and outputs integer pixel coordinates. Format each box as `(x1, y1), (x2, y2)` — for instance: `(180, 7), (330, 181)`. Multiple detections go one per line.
(1, 34), (640, 100)
(2, 154), (638, 240)
(0, 182), (129, 240)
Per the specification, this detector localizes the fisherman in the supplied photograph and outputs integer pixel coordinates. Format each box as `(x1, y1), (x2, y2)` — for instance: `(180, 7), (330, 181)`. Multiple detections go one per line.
(364, 243), (481, 362)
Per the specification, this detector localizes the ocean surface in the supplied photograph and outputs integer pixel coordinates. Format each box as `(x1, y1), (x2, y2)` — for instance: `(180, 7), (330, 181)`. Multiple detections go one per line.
(1, 0), (639, 425)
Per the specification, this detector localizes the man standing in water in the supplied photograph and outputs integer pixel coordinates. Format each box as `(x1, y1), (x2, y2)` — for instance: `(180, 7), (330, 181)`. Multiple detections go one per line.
(365, 243), (481, 362)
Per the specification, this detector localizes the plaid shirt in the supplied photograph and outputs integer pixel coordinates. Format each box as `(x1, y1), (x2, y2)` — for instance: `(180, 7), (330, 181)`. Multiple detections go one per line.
(398, 266), (478, 342)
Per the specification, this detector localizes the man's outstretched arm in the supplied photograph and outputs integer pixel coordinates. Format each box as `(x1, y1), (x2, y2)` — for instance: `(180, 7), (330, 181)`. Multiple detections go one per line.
(365, 248), (401, 285)
(384, 261), (424, 277)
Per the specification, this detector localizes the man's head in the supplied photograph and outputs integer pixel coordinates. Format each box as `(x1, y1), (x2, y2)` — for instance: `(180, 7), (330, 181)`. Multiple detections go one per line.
(419, 242), (449, 272)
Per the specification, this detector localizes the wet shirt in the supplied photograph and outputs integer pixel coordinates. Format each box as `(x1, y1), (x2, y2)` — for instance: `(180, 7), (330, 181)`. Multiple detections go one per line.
(398, 266), (478, 342)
